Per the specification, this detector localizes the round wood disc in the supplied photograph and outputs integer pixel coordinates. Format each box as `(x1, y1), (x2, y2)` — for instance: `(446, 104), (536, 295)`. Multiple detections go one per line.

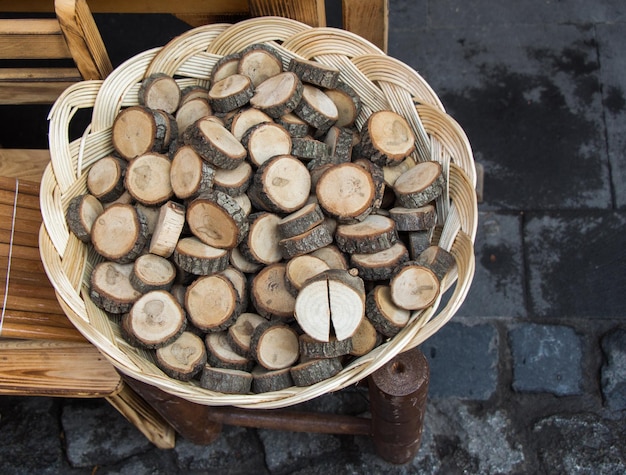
(155, 331), (207, 381)
(187, 191), (248, 250)
(390, 263), (440, 310)
(112, 106), (158, 160)
(250, 71), (303, 118)
(254, 155), (311, 213)
(316, 162), (375, 221)
(251, 263), (295, 319)
(89, 261), (142, 314)
(185, 274), (240, 331)
(91, 203), (148, 263)
(125, 153), (173, 205)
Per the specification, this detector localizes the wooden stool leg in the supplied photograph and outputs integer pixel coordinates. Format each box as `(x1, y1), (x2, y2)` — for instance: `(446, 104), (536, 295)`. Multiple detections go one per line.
(368, 347), (430, 464)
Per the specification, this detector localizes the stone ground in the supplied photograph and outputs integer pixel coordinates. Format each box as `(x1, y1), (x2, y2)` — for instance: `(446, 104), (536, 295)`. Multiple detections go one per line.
(1, 0), (626, 473)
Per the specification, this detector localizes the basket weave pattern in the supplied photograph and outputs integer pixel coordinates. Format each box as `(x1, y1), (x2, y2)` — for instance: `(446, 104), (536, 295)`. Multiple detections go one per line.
(40, 17), (478, 409)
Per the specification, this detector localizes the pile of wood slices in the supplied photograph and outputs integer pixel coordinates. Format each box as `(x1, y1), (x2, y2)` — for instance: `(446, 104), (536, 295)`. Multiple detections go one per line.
(67, 44), (455, 395)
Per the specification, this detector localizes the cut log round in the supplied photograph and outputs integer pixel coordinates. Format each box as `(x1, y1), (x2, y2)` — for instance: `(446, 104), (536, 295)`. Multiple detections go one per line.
(334, 214), (398, 254)
(359, 110), (416, 167)
(122, 290), (187, 349)
(250, 155), (311, 214)
(239, 212), (283, 265)
(187, 191), (249, 249)
(130, 253), (176, 294)
(227, 312), (267, 358)
(299, 334), (353, 359)
(87, 155), (127, 203)
(138, 72), (181, 114)
(220, 266), (249, 312)
(324, 126), (354, 163)
(393, 161), (445, 209)
(250, 321), (300, 371)
(184, 117), (247, 170)
(211, 52), (241, 83)
(389, 262), (440, 311)
(175, 97), (212, 135)
(153, 109), (178, 151)
(185, 274), (240, 332)
(135, 203), (160, 236)
(180, 85), (209, 104)
(89, 261), (142, 314)
(290, 135), (330, 161)
(232, 193), (252, 217)
(172, 236), (229, 276)
(310, 245), (348, 270)
(250, 263), (295, 320)
(229, 246), (263, 274)
(353, 158), (386, 210)
(170, 145), (215, 200)
(389, 205), (436, 231)
(249, 71), (303, 118)
(324, 81), (361, 128)
(294, 84), (339, 131)
(200, 366), (252, 394)
(278, 220), (334, 260)
(112, 106), (164, 160)
(230, 107), (272, 140)
(276, 113), (310, 137)
(148, 200), (186, 258)
(241, 122), (292, 167)
(290, 357), (342, 387)
(238, 43), (283, 87)
(213, 161), (253, 197)
(349, 241), (410, 281)
(208, 74), (254, 113)
(155, 331), (207, 381)
(408, 230), (432, 260)
(349, 317), (381, 357)
(65, 193), (103, 243)
(315, 162), (375, 222)
(277, 202), (325, 239)
(365, 285), (411, 337)
(285, 254), (330, 295)
(125, 153), (173, 206)
(91, 203), (149, 263)
(288, 57), (340, 88)
(205, 331), (254, 371)
(252, 366), (294, 393)
(415, 245), (456, 282)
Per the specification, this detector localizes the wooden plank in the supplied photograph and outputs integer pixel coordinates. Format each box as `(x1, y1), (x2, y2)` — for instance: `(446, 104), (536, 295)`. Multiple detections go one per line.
(342, 0), (388, 52)
(0, 149), (50, 183)
(0, 19), (71, 59)
(249, 0), (326, 26)
(0, 80), (77, 104)
(0, 0), (250, 14)
(0, 175), (42, 195)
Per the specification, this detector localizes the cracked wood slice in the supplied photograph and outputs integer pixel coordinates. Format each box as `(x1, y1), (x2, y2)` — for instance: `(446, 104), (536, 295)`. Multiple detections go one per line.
(249, 71), (303, 118)
(299, 334), (353, 359)
(238, 43), (283, 87)
(252, 366), (294, 393)
(276, 113), (310, 137)
(285, 254), (330, 295)
(290, 357), (343, 387)
(155, 331), (207, 381)
(200, 366), (252, 394)
(290, 135), (330, 161)
(310, 245), (349, 270)
(349, 317), (381, 357)
(230, 107), (272, 140)
(213, 161), (252, 197)
(138, 72), (181, 114)
(175, 97), (212, 134)
(288, 57), (340, 88)
(359, 110), (416, 167)
(205, 331), (254, 371)
(393, 161), (445, 208)
(365, 285), (411, 337)
(335, 214), (398, 255)
(241, 122), (292, 167)
(184, 116), (247, 170)
(149, 201), (186, 258)
(208, 74), (254, 113)
(227, 312), (267, 358)
(91, 203), (149, 263)
(324, 82), (361, 127)
(124, 153), (173, 206)
(250, 263), (295, 320)
(250, 155), (311, 213)
(130, 253), (176, 294)
(170, 145), (215, 200)
(211, 52), (241, 83)
(349, 241), (410, 281)
(250, 321), (300, 371)
(294, 269), (365, 342)
(277, 202), (325, 239)
(172, 236), (229, 275)
(315, 162), (375, 222)
(112, 106), (166, 160)
(389, 262), (440, 311)
(294, 84), (339, 132)
(122, 290), (187, 349)
(187, 191), (248, 249)
(239, 212), (282, 265)
(389, 204), (437, 231)
(185, 274), (240, 332)
(87, 155), (127, 203)
(415, 245), (456, 282)
(89, 261), (142, 314)
(278, 220), (334, 260)
(65, 193), (103, 243)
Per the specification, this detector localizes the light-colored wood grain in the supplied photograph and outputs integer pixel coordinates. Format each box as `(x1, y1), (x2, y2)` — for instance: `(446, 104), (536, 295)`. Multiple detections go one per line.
(0, 19), (70, 58)
(1, 0), (250, 14)
(0, 149), (50, 182)
(342, 0), (388, 52)
(250, 0), (326, 26)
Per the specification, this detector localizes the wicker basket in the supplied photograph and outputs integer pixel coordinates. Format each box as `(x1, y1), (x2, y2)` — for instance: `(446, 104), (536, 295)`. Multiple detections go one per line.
(40, 17), (478, 409)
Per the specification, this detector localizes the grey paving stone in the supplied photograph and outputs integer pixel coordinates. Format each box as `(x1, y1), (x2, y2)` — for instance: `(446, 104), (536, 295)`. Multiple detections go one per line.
(420, 321), (498, 400)
(532, 413), (626, 474)
(455, 211), (526, 317)
(601, 328), (626, 412)
(509, 324), (582, 395)
(97, 450), (178, 475)
(389, 23), (611, 210)
(525, 212), (626, 318)
(388, 0), (429, 30)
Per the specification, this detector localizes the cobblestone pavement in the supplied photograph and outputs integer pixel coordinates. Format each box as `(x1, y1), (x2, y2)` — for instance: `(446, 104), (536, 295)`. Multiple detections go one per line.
(1, 1), (625, 473)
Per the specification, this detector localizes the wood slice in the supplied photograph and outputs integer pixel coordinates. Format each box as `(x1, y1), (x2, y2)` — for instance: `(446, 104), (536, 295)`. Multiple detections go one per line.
(205, 331), (254, 371)
(349, 317), (381, 357)
(310, 245), (349, 270)
(250, 155), (311, 214)
(349, 241), (410, 281)
(172, 237), (229, 276)
(238, 43), (283, 87)
(138, 72), (181, 114)
(232, 193), (252, 217)
(227, 312), (267, 358)
(389, 205), (436, 231)
(285, 254), (330, 295)
(365, 285), (411, 337)
(112, 106), (164, 160)
(184, 117), (247, 170)
(213, 161), (253, 197)
(290, 135), (330, 161)
(389, 262), (440, 311)
(335, 214), (398, 254)
(185, 274), (240, 332)
(290, 357), (342, 387)
(315, 162), (375, 222)
(299, 334), (353, 359)
(324, 81), (361, 128)
(393, 161), (444, 209)
(180, 85), (209, 104)
(155, 331), (207, 381)
(353, 158), (386, 210)
(359, 110), (416, 167)
(382, 159), (412, 187)
(288, 57), (340, 88)
(415, 245), (456, 282)
(125, 153), (173, 206)
(229, 246), (263, 274)
(276, 113), (310, 137)
(208, 74), (254, 113)
(153, 109), (178, 151)
(250, 263), (295, 320)
(187, 191), (249, 249)
(408, 230), (432, 260)
(134, 203), (160, 236)
(170, 145), (215, 200)
(230, 107), (272, 140)
(277, 202), (325, 239)
(89, 261), (142, 314)
(250, 321), (300, 370)
(211, 52), (241, 83)
(252, 366), (294, 393)
(241, 122), (292, 167)
(129, 253), (176, 294)
(239, 212), (282, 265)
(87, 155), (127, 203)
(169, 284), (187, 307)
(175, 97), (212, 134)
(293, 84), (339, 132)
(200, 366), (252, 394)
(122, 290), (187, 349)
(220, 266), (249, 313)
(149, 200), (186, 258)
(249, 71), (303, 118)
(324, 126), (354, 163)
(65, 193), (103, 243)
(278, 220), (334, 260)
(91, 203), (149, 264)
